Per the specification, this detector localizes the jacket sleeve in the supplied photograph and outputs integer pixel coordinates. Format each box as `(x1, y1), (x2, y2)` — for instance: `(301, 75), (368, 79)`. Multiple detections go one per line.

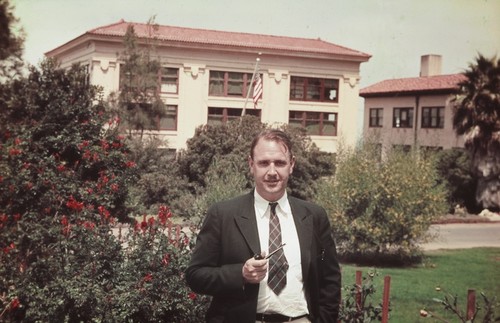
(185, 203), (247, 297)
(315, 208), (342, 323)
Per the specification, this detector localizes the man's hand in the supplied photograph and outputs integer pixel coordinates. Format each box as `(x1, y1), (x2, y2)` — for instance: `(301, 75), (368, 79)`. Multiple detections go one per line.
(242, 253), (268, 284)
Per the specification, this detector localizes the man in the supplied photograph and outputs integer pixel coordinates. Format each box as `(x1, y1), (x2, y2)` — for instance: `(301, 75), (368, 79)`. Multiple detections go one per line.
(186, 129), (341, 323)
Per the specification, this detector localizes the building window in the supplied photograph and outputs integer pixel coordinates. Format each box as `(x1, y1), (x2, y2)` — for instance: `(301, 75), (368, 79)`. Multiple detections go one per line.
(144, 105), (177, 131)
(421, 106), (445, 128)
(160, 67), (179, 94)
(159, 105), (178, 130)
(392, 144), (412, 153)
(393, 107), (413, 128)
(289, 111), (337, 136)
(119, 64), (179, 95)
(290, 77), (339, 103)
(208, 71), (253, 97)
(369, 108), (383, 127)
(207, 107), (261, 124)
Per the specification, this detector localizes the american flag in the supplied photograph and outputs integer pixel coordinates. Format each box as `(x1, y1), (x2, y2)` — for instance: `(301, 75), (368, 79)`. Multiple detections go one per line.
(253, 73), (263, 109)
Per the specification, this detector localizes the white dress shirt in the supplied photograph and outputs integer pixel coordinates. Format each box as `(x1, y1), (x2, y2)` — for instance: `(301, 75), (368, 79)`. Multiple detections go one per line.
(254, 190), (309, 316)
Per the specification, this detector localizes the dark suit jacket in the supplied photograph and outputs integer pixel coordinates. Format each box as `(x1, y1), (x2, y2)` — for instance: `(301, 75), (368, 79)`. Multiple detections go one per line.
(185, 192), (341, 323)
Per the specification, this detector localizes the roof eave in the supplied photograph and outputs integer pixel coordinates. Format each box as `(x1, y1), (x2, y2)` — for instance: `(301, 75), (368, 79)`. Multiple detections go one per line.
(45, 32), (371, 63)
(360, 88), (458, 98)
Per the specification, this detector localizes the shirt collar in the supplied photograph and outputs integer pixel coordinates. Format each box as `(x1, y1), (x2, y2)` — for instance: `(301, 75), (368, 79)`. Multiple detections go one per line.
(254, 189), (290, 218)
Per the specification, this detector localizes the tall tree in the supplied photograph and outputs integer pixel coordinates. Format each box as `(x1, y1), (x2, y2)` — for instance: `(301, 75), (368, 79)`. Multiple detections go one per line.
(112, 19), (166, 139)
(452, 54), (500, 210)
(0, 0), (25, 80)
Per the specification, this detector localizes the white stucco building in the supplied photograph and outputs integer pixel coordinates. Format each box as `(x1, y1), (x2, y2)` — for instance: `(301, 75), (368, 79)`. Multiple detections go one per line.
(46, 20), (371, 152)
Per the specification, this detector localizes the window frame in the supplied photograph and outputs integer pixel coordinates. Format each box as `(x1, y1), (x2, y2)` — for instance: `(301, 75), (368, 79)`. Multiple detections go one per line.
(288, 110), (338, 136)
(369, 108), (384, 127)
(159, 67), (179, 94)
(393, 107), (414, 128)
(208, 71), (253, 98)
(207, 107), (261, 124)
(421, 106), (445, 129)
(289, 76), (339, 103)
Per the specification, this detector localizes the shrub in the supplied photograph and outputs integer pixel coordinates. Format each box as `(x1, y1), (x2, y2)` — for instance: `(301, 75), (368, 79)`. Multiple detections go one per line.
(0, 60), (209, 322)
(340, 270), (387, 323)
(177, 116), (335, 202)
(434, 148), (480, 214)
(316, 142), (448, 265)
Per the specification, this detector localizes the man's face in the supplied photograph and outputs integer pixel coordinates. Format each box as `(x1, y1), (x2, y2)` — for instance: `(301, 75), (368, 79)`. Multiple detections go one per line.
(248, 138), (295, 202)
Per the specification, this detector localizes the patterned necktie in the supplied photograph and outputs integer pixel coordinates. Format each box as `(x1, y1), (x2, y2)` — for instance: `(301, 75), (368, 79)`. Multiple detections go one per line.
(267, 202), (288, 295)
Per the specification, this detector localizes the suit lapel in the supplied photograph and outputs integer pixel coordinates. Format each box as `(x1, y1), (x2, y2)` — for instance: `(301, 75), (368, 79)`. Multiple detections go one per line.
(290, 198), (313, 279)
(233, 192), (261, 256)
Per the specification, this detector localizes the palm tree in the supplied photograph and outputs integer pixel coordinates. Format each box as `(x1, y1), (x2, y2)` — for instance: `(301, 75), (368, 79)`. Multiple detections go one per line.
(452, 54), (500, 210)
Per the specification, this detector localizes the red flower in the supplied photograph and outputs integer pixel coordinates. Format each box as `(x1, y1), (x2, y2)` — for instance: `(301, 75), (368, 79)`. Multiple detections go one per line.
(13, 213), (21, 221)
(9, 148), (22, 156)
(61, 215), (69, 227)
(56, 164), (66, 172)
(158, 205), (172, 225)
(110, 183), (119, 192)
(125, 161), (136, 168)
(100, 140), (110, 151)
(10, 297), (20, 310)
(148, 217), (155, 226)
(143, 273), (153, 282)
(162, 254), (170, 266)
(188, 292), (197, 300)
(78, 140), (90, 150)
(98, 206), (110, 220)
(66, 196), (84, 212)
(82, 221), (96, 230)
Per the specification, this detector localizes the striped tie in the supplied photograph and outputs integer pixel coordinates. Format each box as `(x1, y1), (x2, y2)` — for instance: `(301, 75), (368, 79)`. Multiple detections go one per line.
(267, 202), (288, 295)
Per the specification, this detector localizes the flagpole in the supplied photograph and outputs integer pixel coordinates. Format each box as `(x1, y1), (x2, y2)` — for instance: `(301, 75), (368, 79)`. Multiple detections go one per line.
(242, 56), (261, 117)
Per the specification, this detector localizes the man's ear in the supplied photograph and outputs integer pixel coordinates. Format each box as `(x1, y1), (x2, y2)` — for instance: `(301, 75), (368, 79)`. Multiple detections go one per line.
(290, 155), (296, 174)
(248, 155), (254, 172)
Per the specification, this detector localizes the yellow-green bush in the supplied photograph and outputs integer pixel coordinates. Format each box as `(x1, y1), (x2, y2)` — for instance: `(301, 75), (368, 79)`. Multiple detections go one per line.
(317, 143), (448, 265)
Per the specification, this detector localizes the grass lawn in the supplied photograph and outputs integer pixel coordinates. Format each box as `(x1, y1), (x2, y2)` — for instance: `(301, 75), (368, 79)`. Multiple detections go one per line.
(341, 248), (500, 322)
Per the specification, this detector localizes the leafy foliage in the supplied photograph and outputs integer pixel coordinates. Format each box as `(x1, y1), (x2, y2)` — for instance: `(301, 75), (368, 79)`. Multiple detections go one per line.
(452, 54), (500, 210)
(0, 60), (209, 322)
(340, 270), (387, 323)
(0, 0), (25, 79)
(434, 148), (480, 213)
(111, 20), (166, 138)
(177, 116), (335, 203)
(316, 142), (448, 265)
(420, 289), (500, 323)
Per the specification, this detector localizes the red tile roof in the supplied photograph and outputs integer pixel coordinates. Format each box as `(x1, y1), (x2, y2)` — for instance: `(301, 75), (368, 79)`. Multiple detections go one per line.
(84, 19), (370, 59)
(360, 74), (466, 97)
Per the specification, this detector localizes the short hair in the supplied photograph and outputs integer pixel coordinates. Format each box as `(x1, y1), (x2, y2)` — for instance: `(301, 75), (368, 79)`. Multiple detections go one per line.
(250, 129), (293, 160)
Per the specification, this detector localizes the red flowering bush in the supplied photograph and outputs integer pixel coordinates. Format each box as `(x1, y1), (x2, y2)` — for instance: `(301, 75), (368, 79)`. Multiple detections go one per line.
(110, 209), (209, 322)
(0, 60), (209, 322)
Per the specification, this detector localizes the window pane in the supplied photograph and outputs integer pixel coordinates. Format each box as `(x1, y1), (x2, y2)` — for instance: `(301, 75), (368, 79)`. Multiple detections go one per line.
(159, 105), (177, 130)
(208, 107), (224, 125)
(290, 77), (305, 99)
(227, 107), (242, 121)
(306, 79), (321, 100)
(161, 68), (178, 93)
(305, 112), (321, 135)
(209, 71), (225, 95)
(323, 113), (337, 136)
(323, 79), (338, 101)
(227, 72), (244, 96)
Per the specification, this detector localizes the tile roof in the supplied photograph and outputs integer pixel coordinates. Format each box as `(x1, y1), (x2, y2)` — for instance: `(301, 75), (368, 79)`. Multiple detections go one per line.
(85, 19), (370, 59)
(360, 74), (466, 97)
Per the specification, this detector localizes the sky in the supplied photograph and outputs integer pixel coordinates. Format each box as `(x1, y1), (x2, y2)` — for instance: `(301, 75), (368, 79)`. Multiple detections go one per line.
(10, 0), (500, 88)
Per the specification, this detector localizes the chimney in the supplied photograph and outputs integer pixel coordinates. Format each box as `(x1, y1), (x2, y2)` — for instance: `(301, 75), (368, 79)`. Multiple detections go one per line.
(420, 54), (442, 77)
